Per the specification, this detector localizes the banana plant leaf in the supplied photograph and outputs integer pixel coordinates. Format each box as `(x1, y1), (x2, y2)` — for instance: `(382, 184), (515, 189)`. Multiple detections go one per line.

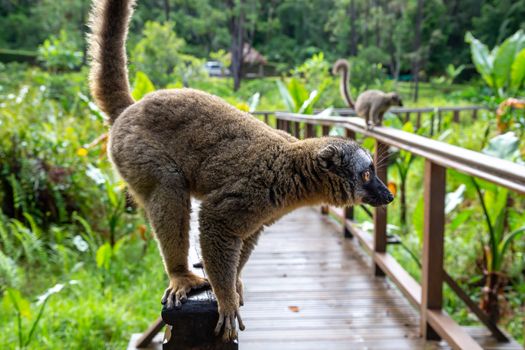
(465, 32), (495, 89)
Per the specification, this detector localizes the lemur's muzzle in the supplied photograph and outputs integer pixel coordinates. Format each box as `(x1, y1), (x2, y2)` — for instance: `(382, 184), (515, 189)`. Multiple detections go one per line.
(361, 176), (394, 207)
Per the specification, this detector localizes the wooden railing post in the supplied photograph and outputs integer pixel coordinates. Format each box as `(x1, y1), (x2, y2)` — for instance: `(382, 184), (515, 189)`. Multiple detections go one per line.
(320, 125), (331, 215)
(373, 141), (388, 276)
(421, 159), (446, 340)
(294, 121), (300, 138)
(305, 124), (315, 138)
(453, 110), (460, 123)
(416, 112), (422, 130)
(284, 120), (291, 134)
(344, 129), (356, 238)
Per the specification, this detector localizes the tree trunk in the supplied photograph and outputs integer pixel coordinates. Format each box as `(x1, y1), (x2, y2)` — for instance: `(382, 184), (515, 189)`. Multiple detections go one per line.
(349, 0), (358, 56)
(412, 0), (424, 102)
(229, 0), (245, 91)
(363, 0), (369, 47)
(374, 0), (381, 47)
(163, 0), (170, 21)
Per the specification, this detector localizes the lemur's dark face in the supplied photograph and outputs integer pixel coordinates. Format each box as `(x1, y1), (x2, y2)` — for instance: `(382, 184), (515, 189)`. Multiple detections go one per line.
(351, 148), (394, 207)
(318, 142), (394, 207)
(391, 93), (403, 107)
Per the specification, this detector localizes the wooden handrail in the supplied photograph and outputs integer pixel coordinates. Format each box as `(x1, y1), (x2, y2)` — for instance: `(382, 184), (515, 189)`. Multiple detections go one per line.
(258, 109), (520, 349)
(320, 106), (491, 115)
(273, 112), (525, 194)
(254, 105), (491, 116)
(257, 105), (491, 136)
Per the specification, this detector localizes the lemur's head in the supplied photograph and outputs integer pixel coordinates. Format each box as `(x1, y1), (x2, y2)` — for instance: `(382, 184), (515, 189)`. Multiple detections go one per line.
(317, 139), (394, 207)
(387, 92), (403, 107)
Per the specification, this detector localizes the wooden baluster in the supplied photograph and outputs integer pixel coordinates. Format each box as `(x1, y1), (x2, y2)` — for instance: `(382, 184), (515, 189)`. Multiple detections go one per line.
(416, 112), (422, 130)
(320, 125), (331, 215)
(294, 121), (300, 139)
(344, 129), (356, 238)
(405, 112), (410, 123)
(472, 109), (478, 120)
(306, 124), (314, 138)
(264, 113), (269, 125)
(373, 141), (388, 276)
(453, 110), (460, 123)
(421, 160), (446, 340)
(430, 112), (435, 136)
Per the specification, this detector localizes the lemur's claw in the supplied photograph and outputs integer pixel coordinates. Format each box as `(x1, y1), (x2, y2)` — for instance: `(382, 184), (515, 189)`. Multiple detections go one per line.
(236, 278), (244, 307)
(161, 273), (209, 309)
(214, 309), (245, 342)
(237, 311), (245, 330)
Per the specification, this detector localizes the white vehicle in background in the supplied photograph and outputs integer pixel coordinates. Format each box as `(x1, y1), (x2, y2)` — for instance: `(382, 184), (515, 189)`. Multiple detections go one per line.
(204, 61), (230, 77)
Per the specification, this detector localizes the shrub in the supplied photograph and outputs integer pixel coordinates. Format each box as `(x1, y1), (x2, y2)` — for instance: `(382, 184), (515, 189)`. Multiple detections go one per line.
(131, 21), (204, 87)
(37, 30), (83, 72)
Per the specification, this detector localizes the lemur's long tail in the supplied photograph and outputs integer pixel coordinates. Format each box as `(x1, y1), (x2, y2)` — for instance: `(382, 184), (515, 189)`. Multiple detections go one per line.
(88, 0), (135, 124)
(332, 59), (355, 109)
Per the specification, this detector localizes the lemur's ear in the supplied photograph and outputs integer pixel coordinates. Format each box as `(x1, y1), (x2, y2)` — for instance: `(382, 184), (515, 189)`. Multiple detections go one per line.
(318, 145), (342, 169)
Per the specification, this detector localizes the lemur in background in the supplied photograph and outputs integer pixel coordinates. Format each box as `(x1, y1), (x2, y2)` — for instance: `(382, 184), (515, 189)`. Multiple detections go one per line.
(333, 59), (403, 128)
(87, 0), (394, 341)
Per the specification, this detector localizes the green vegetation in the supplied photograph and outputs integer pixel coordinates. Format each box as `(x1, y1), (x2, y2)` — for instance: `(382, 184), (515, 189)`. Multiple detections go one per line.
(1, 0), (525, 348)
(466, 30), (525, 98)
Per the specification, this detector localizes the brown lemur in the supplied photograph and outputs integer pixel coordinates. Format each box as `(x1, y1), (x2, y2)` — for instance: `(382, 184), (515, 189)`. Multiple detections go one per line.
(332, 59), (403, 128)
(88, 0), (394, 342)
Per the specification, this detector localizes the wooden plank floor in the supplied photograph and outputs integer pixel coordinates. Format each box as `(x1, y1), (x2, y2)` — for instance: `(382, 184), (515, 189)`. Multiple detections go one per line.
(233, 206), (522, 350)
(128, 204), (521, 349)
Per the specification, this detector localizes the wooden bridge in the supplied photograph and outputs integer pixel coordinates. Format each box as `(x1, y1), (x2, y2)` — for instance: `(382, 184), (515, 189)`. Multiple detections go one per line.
(239, 206), (521, 350)
(130, 107), (524, 350)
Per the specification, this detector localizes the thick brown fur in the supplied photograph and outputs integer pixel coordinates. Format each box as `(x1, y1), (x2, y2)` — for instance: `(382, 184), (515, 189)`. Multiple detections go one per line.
(332, 59), (403, 128)
(88, 0), (135, 122)
(88, 0), (393, 341)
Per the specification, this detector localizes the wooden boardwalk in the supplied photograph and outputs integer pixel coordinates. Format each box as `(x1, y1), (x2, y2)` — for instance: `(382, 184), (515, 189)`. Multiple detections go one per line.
(129, 204), (522, 350)
(237, 206), (521, 350)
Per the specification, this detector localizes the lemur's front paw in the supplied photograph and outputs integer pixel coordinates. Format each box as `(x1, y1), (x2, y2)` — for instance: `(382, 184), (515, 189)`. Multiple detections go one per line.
(214, 303), (245, 342)
(161, 272), (210, 309)
(236, 278), (244, 306)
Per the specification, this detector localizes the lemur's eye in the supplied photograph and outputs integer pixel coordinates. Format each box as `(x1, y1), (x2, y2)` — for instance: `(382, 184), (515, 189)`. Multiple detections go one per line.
(362, 170), (371, 182)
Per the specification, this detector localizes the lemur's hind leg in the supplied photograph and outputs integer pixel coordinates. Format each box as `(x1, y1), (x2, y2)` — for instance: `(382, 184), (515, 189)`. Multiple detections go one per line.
(199, 199), (260, 341)
(236, 228), (263, 306)
(359, 105), (372, 129)
(370, 104), (383, 128)
(145, 182), (209, 309)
